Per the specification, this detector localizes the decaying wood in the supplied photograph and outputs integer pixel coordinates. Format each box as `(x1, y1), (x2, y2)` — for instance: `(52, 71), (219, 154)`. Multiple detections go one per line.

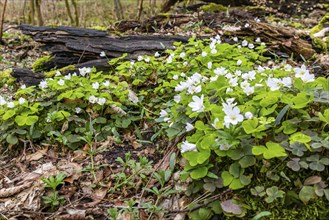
(18, 24), (189, 70)
(12, 68), (44, 86)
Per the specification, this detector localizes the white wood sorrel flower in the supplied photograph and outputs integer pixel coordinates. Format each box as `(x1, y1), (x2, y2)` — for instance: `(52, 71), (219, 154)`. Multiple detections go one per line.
(0, 96), (7, 105)
(79, 67), (92, 76)
(223, 107), (244, 128)
(39, 80), (48, 89)
(18, 97), (26, 105)
(57, 79), (65, 86)
(92, 82), (100, 89)
(185, 123), (194, 132)
(180, 140), (197, 153)
(188, 94), (204, 113)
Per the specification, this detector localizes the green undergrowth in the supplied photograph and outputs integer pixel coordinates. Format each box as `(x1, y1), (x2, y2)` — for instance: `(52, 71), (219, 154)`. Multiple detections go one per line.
(32, 55), (54, 72)
(310, 13), (329, 51)
(1, 35), (329, 219)
(0, 69), (15, 87)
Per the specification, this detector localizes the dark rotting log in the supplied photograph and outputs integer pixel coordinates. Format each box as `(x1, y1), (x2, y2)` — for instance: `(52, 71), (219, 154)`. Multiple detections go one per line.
(12, 68), (44, 87)
(18, 24), (189, 70)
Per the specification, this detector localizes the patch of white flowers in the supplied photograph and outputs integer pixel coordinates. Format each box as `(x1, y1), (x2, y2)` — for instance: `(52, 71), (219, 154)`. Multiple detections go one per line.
(157, 38), (316, 154)
(88, 95), (107, 105)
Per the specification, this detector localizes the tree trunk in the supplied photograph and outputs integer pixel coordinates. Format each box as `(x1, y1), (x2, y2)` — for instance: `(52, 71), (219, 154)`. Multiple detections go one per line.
(0, 0), (8, 44)
(161, 0), (181, 12)
(113, 0), (124, 20)
(22, 0), (27, 23)
(28, 0), (35, 25)
(71, 0), (79, 26)
(64, 0), (74, 25)
(137, 0), (143, 21)
(35, 0), (43, 26)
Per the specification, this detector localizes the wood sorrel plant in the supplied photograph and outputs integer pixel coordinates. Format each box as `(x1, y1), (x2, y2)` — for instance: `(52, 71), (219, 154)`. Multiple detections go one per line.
(132, 36), (328, 217)
(0, 66), (139, 149)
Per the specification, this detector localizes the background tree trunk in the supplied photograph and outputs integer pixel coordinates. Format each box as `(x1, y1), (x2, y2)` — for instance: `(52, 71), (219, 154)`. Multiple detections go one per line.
(35, 0), (43, 26)
(28, 0), (35, 25)
(22, 0), (27, 23)
(64, 0), (74, 25)
(137, 0), (144, 21)
(114, 0), (124, 20)
(0, 0), (8, 44)
(71, 0), (79, 26)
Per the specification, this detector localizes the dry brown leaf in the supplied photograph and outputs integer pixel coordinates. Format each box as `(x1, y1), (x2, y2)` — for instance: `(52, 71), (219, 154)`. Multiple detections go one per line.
(61, 121), (69, 134)
(118, 213), (131, 220)
(58, 162), (82, 184)
(83, 187), (108, 207)
(0, 181), (33, 198)
(95, 170), (104, 183)
(25, 147), (48, 162)
(304, 176), (322, 186)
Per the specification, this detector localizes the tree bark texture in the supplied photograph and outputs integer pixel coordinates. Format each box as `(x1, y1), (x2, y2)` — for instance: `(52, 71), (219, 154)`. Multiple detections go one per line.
(0, 0), (8, 44)
(18, 24), (189, 70)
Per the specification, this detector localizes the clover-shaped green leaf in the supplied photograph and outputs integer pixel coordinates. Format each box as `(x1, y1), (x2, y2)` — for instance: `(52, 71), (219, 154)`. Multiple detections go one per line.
(265, 186), (285, 203)
(221, 171), (244, 190)
(311, 139), (329, 150)
(251, 186), (266, 197)
(266, 171), (280, 182)
(306, 154), (329, 171)
(313, 90), (329, 103)
(190, 166), (208, 179)
(287, 158), (301, 171)
(252, 142), (287, 159)
(239, 155), (256, 168)
(289, 142), (307, 156)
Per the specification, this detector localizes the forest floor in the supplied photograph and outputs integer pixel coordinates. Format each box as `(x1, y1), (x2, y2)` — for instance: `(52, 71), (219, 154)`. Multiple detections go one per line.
(0, 1), (329, 219)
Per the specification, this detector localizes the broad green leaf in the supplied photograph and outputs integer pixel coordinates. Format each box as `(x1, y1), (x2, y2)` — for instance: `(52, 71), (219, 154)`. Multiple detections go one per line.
(198, 208), (212, 220)
(259, 93), (278, 108)
(252, 142), (287, 159)
(195, 120), (208, 131)
(190, 167), (208, 179)
(242, 118), (258, 134)
(200, 134), (216, 149)
(290, 132), (311, 144)
(15, 115), (38, 126)
(229, 178), (244, 190)
(239, 156), (256, 168)
(229, 163), (241, 178)
(240, 174), (252, 185)
(260, 104), (277, 116)
(221, 171), (233, 186)
(3, 109), (16, 120)
(299, 186), (317, 204)
(6, 134), (18, 145)
(291, 92), (313, 109)
(183, 149), (210, 166)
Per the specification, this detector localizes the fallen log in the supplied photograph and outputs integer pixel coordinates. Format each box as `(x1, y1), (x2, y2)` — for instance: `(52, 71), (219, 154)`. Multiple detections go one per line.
(18, 24), (189, 71)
